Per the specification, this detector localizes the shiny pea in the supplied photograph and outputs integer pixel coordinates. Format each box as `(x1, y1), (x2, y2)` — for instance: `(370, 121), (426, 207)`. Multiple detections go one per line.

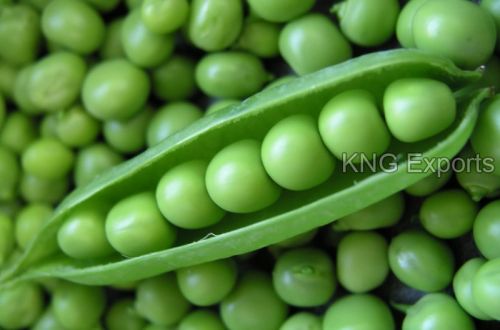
(280, 312), (321, 330)
(141, 0), (189, 34)
(235, 19), (280, 58)
(472, 258), (500, 320)
(0, 145), (19, 201)
(247, 0), (315, 23)
(103, 107), (152, 154)
(473, 200), (500, 259)
(32, 307), (67, 330)
(15, 203), (52, 250)
(56, 104), (100, 148)
(21, 138), (74, 180)
(74, 143), (124, 187)
(153, 56), (197, 101)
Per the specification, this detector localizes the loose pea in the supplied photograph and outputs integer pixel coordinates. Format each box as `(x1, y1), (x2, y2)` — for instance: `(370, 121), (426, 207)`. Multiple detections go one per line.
(457, 168), (500, 202)
(280, 312), (322, 330)
(0, 214), (14, 266)
(99, 19), (125, 60)
(135, 273), (191, 326)
(206, 139), (281, 213)
(405, 169), (452, 197)
(121, 10), (175, 68)
(105, 191), (176, 257)
(188, 0), (243, 51)
(482, 0), (500, 47)
(319, 89), (390, 162)
(147, 102), (203, 147)
(178, 310), (225, 330)
(74, 143), (124, 187)
(0, 112), (37, 154)
(323, 294), (395, 330)
(40, 113), (59, 139)
(56, 104), (100, 148)
(473, 200), (500, 259)
(262, 114), (335, 191)
(156, 160), (225, 229)
(388, 230), (454, 292)
(472, 258), (500, 320)
(279, 14), (352, 75)
(152, 56), (197, 101)
(104, 107), (152, 154)
(0, 145), (19, 201)
(32, 307), (67, 330)
(396, 0), (431, 48)
(82, 59), (150, 121)
(176, 258), (237, 306)
(195, 52), (269, 99)
(20, 173), (69, 204)
(383, 78), (456, 143)
(41, 0), (105, 54)
(142, 0), (189, 34)
(0, 282), (43, 329)
(0, 61), (18, 100)
(205, 99), (240, 115)
(105, 299), (146, 330)
(247, 0), (315, 23)
(235, 19), (281, 58)
(15, 203), (52, 250)
(13, 65), (41, 114)
(22, 138), (74, 180)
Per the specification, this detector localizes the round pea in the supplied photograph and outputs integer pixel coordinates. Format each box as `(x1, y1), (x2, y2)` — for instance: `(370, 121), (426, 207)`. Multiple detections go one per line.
(0, 145), (19, 201)
(99, 19), (125, 60)
(13, 64), (41, 114)
(405, 169), (452, 197)
(82, 59), (150, 121)
(0, 61), (18, 100)
(0, 282), (43, 329)
(56, 104), (100, 147)
(103, 107), (152, 154)
(396, 0), (429, 48)
(22, 138), (74, 180)
(152, 56), (197, 102)
(105, 191), (176, 257)
(247, 0), (315, 23)
(0, 214), (14, 266)
(20, 173), (69, 205)
(40, 113), (59, 139)
(481, 0), (500, 47)
(32, 307), (66, 330)
(473, 200), (500, 259)
(178, 310), (224, 330)
(280, 312), (321, 330)
(206, 139), (281, 213)
(457, 169), (500, 202)
(0, 112), (37, 154)
(74, 143), (124, 187)
(472, 258), (500, 320)
(279, 14), (352, 75)
(15, 203), (52, 250)
(141, 0), (189, 34)
(105, 299), (146, 330)
(236, 19), (280, 58)
(383, 78), (456, 143)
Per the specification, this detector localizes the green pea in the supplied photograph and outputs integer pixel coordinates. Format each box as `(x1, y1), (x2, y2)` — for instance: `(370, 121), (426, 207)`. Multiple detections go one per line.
(40, 113), (59, 139)
(177, 258), (237, 306)
(383, 78), (456, 142)
(333, 0), (399, 47)
(32, 307), (66, 330)
(235, 19), (280, 58)
(0, 282), (43, 329)
(135, 273), (191, 326)
(195, 52), (268, 99)
(396, 0), (429, 48)
(457, 168), (500, 202)
(247, 0), (315, 23)
(13, 65), (41, 114)
(280, 312), (321, 330)
(205, 99), (240, 115)
(337, 231), (389, 293)
(53, 282), (106, 329)
(105, 191), (176, 257)
(142, 0), (189, 34)
(0, 112), (37, 154)
(0, 61), (18, 100)
(262, 114), (335, 191)
(453, 258), (491, 320)
(221, 271), (288, 330)
(82, 59), (150, 121)
(473, 200), (500, 259)
(105, 299), (146, 330)
(74, 143), (124, 187)
(388, 230), (454, 292)
(56, 104), (100, 148)
(188, 0), (243, 51)
(279, 14), (352, 75)
(323, 294), (395, 330)
(0, 214), (14, 266)
(85, 0), (120, 12)
(15, 203), (52, 250)
(146, 102), (203, 147)
(156, 160), (225, 229)
(206, 139), (281, 213)
(402, 293), (475, 330)
(104, 107), (152, 154)
(20, 173), (68, 204)
(405, 169), (452, 197)
(121, 10), (175, 68)
(482, 0), (500, 47)
(42, 0), (105, 54)
(319, 89), (390, 162)
(22, 138), (74, 180)
(178, 310), (225, 330)
(99, 19), (125, 60)
(143, 325), (172, 330)
(152, 56), (197, 101)
(0, 145), (19, 201)
(0, 4), (41, 66)
(472, 258), (500, 320)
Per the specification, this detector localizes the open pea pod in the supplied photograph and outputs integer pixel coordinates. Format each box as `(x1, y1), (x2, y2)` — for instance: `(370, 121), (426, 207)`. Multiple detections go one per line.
(0, 49), (487, 287)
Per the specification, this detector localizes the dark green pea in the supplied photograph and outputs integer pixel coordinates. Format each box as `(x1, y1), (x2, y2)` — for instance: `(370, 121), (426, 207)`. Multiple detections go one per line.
(457, 168), (500, 202)
(405, 169), (452, 197)
(147, 102), (203, 147)
(188, 0), (243, 51)
(56, 104), (100, 148)
(247, 0), (315, 23)
(104, 107), (152, 154)
(0, 214), (14, 266)
(0, 112), (37, 154)
(453, 258), (491, 320)
(85, 0), (120, 12)
(42, 0), (105, 54)
(323, 294), (395, 330)
(99, 19), (125, 60)
(15, 203), (52, 250)
(262, 114), (335, 191)
(473, 200), (500, 259)
(32, 307), (66, 330)
(0, 145), (19, 201)
(206, 139), (281, 213)
(74, 143), (124, 187)
(388, 230), (454, 292)
(135, 273), (191, 326)
(205, 99), (240, 115)
(142, 0), (189, 34)
(121, 9), (175, 68)
(22, 138), (74, 180)
(279, 14), (352, 75)
(472, 258), (500, 320)
(332, 193), (404, 231)
(178, 310), (225, 330)
(236, 19), (280, 58)
(0, 61), (17, 100)
(337, 231), (389, 293)
(0, 282), (43, 329)
(402, 293), (474, 330)
(152, 56), (197, 101)
(177, 258), (237, 306)
(13, 65), (41, 114)
(195, 52), (269, 99)
(280, 312), (321, 330)
(106, 299), (146, 330)
(0, 4), (41, 66)
(20, 173), (69, 204)
(482, 0), (500, 47)
(53, 282), (106, 329)
(221, 271), (288, 330)
(273, 248), (335, 307)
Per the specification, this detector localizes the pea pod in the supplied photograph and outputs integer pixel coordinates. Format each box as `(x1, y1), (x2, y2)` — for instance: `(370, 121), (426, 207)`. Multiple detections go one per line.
(0, 50), (486, 287)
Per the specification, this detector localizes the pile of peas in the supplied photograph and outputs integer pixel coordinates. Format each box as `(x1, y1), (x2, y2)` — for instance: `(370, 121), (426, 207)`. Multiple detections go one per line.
(0, 0), (499, 329)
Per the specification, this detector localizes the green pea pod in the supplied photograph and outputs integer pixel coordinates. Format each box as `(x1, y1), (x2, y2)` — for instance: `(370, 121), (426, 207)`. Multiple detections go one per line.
(0, 50), (487, 287)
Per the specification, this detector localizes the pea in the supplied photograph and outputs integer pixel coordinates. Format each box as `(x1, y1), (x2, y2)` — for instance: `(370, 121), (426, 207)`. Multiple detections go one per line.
(323, 294), (395, 330)
(472, 258), (500, 320)
(99, 19), (125, 60)
(195, 52), (269, 99)
(19, 173), (69, 205)
(206, 139), (281, 213)
(389, 230), (455, 292)
(21, 138), (74, 180)
(247, 0), (315, 23)
(56, 104), (100, 148)
(0, 112), (37, 154)
(279, 14), (352, 75)
(152, 56), (197, 101)
(0, 145), (19, 201)
(105, 299), (146, 330)
(103, 107), (152, 154)
(0, 282), (43, 329)
(121, 10), (175, 68)
(13, 65), (41, 114)
(82, 59), (150, 121)
(280, 312), (321, 330)
(319, 89), (390, 162)
(15, 203), (52, 250)
(333, 0), (399, 47)
(383, 78), (456, 142)
(32, 307), (66, 330)
(188, 0), (243, 51)
(205, 99), (240, 115)
(0, 61), (18, 100)
(178, 310), (225, 330)
(141, 0), (189, 34)
(473, 200), (500, 259)
(40, 113), (59, 139)
(146, 102), (203, 147)
(482, 0), (500, 47)
(405, 169), (452, 197)
(74, 143), (124, 187)
(0, 214), (14, 266)
(235, 19), (280, 58)
(221, 271), (288, 330)
(85, 0), (120, 12)
(457, 169), (500, 202)
(135, 273), (191, 326)
(105, 191), (176, 257)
